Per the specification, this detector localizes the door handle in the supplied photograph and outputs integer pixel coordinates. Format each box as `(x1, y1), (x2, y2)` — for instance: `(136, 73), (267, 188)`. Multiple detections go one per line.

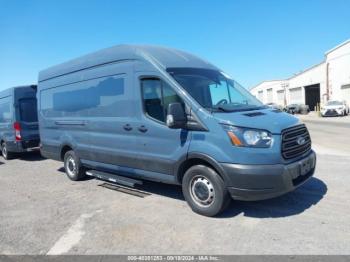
(123, 124), (132, 131)
(138, 125), (148, 133)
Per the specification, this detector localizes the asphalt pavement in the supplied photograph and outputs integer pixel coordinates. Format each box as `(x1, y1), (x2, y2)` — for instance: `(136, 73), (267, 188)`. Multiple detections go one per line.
(0, 120), (349, 255)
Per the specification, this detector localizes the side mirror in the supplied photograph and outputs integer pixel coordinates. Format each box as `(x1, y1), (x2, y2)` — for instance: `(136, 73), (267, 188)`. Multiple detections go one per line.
(166, 103), (187, 129)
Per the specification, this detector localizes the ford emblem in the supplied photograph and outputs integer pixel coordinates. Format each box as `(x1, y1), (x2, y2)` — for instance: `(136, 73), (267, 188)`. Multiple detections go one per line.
(296, 136), (306, 145)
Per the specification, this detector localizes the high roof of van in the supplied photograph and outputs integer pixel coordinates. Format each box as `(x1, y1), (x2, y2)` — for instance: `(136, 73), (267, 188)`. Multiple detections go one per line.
(38, 45), (218, 82)
(0, 85), (36, 98)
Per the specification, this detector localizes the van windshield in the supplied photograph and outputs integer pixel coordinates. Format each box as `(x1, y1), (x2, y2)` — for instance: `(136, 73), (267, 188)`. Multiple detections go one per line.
(167, 68), (265, 112)
(326, 101), (342, 106)
(19, 98), (38, 122)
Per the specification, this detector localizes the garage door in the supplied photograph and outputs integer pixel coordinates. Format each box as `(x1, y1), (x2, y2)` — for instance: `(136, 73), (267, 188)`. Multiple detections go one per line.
(258, 90), (263, 102)
(341, 84), (350, 104)
(289, 87), (302, 103)
(266, 88), (273, 103)
(277, 90), (285, 105)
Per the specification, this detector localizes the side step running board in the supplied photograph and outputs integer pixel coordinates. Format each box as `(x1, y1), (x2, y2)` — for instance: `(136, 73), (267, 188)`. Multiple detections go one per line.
(86, 170), (143, 187)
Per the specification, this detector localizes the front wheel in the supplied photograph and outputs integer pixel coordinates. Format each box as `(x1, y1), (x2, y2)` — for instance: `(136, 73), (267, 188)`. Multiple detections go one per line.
(63, 150), (86, 181)
(182, 165), (231, 217)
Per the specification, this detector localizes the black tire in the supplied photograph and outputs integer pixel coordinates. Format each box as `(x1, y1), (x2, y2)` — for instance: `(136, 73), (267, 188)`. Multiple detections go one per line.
(182, 165), (231, 217)
(63, 150), (86, 181)
(1, 142), (14, 160)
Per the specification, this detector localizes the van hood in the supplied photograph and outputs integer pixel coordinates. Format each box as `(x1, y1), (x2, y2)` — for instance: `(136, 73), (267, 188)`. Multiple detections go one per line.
(213, 109), (300, 134)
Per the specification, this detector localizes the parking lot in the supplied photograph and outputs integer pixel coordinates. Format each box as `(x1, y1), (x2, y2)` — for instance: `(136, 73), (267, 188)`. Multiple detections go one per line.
(0, 116), (349, 255)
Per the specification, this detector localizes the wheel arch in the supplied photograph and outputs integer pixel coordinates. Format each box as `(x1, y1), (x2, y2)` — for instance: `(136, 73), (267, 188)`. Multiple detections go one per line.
(175, 152), (229, 185)
(60, 144), (74, 161)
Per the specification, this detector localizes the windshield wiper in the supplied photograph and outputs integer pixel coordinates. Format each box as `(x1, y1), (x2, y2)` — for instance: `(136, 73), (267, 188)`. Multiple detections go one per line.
(229, 106), (267, 112)
(212, 105), (267, 113)
(212, 105), (246, 113)
(215, 106), (233, 112)
(211, 106), (231, 112)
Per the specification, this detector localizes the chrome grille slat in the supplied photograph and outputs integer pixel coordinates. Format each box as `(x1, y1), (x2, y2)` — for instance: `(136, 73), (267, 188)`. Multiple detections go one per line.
(284, 145), (311, 159)
(283, 140), (311, 151)
(283, 142), (311, 155)
(283, 132), (310, 142)
(281, 124), (312, 159)
(282, 134), (311, 148)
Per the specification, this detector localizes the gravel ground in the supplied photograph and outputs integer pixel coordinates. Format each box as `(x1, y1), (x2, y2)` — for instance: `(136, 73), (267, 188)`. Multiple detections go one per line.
(0, 121), (349, 255)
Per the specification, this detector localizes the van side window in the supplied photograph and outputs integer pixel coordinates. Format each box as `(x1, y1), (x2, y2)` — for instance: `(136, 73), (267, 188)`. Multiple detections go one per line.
(141, 78), (183, 123)
(0, 97), (11, 122)
(41, 76), (125, 118)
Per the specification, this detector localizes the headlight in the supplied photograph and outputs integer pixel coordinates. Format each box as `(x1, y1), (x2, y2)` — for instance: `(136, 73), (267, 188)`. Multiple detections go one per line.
(338, 107), (343, 110)
(222, 125), (273, 148)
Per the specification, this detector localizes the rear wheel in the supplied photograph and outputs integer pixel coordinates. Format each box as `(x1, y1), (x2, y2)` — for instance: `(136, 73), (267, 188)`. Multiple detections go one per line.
(1, 142), (14, 160)
(182, 165), (231, 217)
(63, 150), (86, 181)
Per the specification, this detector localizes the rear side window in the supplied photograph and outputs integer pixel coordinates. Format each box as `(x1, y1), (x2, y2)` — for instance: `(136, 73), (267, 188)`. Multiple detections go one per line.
(19, 98), (38, 122)
(0, 97), (11, 123)
(41, 75), (125, 118)
(141, 78), (183, 123)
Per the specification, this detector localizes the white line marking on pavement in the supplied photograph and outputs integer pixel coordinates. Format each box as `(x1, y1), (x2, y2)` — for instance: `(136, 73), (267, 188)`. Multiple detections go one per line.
(47, 210), (102, 255)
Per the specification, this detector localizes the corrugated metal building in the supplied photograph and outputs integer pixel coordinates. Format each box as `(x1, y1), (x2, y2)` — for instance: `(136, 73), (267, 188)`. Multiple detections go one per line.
(250, 39), (350, 110)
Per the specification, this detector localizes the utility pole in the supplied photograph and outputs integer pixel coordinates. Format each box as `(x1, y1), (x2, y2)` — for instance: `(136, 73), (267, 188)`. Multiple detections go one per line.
(326, 62), (330, 101)
(281, 81), (289, 107)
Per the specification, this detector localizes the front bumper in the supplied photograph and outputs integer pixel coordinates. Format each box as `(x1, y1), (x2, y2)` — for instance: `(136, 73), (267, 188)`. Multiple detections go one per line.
(221, 150), (316, 201)
(321, 109), (343, 116)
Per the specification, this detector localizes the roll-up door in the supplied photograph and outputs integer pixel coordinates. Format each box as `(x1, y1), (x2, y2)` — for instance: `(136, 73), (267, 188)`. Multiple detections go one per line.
(341, 84), (350, 104)
(277, 90), (285, 105)
(266, 88), (273, 103)
(258, 90), (263, 102)
(289, 87), (302, 103)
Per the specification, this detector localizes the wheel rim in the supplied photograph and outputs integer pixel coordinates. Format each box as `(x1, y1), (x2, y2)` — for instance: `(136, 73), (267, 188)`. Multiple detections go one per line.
(66, 156), (77, 177)
(189, 175), (215, 207)
(2, 144), (7, 158)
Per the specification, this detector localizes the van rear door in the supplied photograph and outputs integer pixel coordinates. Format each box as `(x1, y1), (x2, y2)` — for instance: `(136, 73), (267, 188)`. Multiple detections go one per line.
(17, 98), (40, 146)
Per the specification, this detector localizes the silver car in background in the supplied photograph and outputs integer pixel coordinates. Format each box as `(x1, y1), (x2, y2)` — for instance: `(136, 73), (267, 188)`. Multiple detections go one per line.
(321, 100), (349, 117)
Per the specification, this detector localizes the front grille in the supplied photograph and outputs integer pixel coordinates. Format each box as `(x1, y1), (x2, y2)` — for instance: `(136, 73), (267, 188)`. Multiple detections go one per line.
(325, 109), (339, 116)
(281, 124), (311, 159)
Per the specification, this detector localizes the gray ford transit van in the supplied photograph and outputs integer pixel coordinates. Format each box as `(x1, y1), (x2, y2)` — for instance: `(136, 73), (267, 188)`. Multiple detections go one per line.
(0, 85), (40, 160)
(38, 45), (316, 216)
